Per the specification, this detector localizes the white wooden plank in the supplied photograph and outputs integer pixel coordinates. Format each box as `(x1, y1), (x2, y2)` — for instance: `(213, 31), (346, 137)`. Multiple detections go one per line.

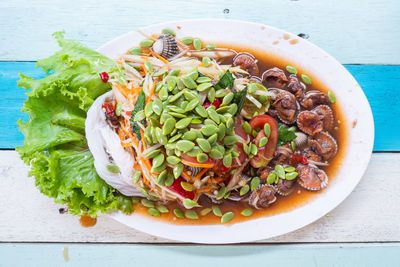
(1, 243), (400, 267)
(0, 151), (399, 243)
(1, 0), (399, 63)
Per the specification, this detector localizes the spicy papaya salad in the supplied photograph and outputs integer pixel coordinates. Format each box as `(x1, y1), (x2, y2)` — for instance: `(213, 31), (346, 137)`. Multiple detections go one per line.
(85, 28), (339, 222)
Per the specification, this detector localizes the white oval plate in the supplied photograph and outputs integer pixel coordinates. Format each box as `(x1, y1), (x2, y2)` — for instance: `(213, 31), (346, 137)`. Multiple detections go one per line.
(98, 19), (374, 244)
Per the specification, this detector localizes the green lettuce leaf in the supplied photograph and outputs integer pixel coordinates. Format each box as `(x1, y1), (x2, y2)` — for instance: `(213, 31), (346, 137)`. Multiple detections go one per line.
(17, 31), (133, 217)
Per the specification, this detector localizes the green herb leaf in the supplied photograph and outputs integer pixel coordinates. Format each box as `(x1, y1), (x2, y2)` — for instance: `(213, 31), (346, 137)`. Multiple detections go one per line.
(215, 70), (234, 90)
(130, 90), (146, 140)
(278, 125), (297, 146)
(232, 87), (248, 116)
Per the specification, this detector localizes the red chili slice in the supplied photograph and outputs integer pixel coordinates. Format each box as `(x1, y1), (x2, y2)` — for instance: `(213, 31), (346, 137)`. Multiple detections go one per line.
(290, 154), (309, 165)
(203, 98), (222, 109)
(99, 72), (109, 83)
(166, 177), (195, 200)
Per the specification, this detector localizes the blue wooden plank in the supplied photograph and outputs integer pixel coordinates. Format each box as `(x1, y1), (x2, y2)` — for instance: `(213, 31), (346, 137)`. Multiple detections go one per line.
(0, 243), (399, 267)
(1, 62), (399, 151)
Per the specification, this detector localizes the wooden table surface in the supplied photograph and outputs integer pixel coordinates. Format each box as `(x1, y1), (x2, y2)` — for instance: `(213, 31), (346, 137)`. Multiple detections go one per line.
(1, 0), (399, 266)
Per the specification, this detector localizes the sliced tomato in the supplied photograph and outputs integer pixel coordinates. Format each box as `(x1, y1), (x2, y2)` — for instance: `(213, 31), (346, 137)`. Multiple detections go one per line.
(166, 177), (195, 200)
(202, 98), (222, 109)
(249, 115), (279, 168)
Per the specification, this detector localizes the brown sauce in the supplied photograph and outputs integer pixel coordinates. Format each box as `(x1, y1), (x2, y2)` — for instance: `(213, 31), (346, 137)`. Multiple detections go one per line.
(133, 44), (348, 225)
(79, 214), (97, 227)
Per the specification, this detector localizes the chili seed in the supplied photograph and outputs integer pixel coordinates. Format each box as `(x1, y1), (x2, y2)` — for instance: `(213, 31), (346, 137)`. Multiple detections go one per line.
(134, 110), (145, 122)
(210, 148), (223, 159)
(176, 140), (195, 152)
(275, 165), (285, 179)
(106, 163), (120, 173)
(181, 182), (195, 192)
(197, 82), (213, 92)
(223, 135), (238, 146)
(202, 57), (211, 67)
(173, 163), (184, 178)
(197, 152), (209, 163)
(301, 74), (312, 85)
(250, 143), (258, 155)
(185, 210), (199, 219)
(175, 117), (192, 129)
(207, 133), (218, 145)
(222, 92), (234, 106)
(182, 131), (197, 141)
(140, 39), (154, 48)
(328, 91), (336, 104)
(186, 146), (202, 157)
(181, 37), (193, 44)
(266, 172), (276, 185)
(227, 103), (238, 115)
(148, 208), (161, 217)
(286, 65), (298, 74)
(129, 47), (142, 55)
(223, 154), (232, 167)
(207, 87), (216, 103)
(250, 177), (260, 191)
(165, 173), (175, 186)
(217, 124), (226, 140)
(182, 76), (197, 89)
(212, 205), (222, 217)
(208, 109), (220, 123)
(145, 149), (160, 159)
(240, 184), (250, 196)
(144, 61), (153, 73)
(185, 98), (200, 111)
(156, 205), (169, 213)
(156, 170), (167, 185)
(193, 38), (202, 50)
(259, 136), (268, 147)
(284, 166), (296, 172)
(197, 76), (212, 83)
(152, 153), (165, 168)
(162, 28), (175, 36)
(205, 44), (216, 50)
(200, 208), (212, 216)
(221, 212), (234, 224)
(141, 198), (154, 208)
(201, 125), (218, 136)
(216, 186), (227, 200)
(168, 134), (181, 144)
(132, 171), (142, 183)
(285, 172), (299, 180)
(241, 208), (253, 217)
(243, 121), (252, 134)
(166, 155), (181, 165)
(197, 138), (211, 152)
(162, 117), (176, 135)
(173, 208), (184, 218)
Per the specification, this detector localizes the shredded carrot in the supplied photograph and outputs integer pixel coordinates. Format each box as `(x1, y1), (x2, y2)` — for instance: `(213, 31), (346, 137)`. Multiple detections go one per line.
(133, 164), (141, 170)
(182, 170), (192, 181)
(120, 122), (139, 148)
(209, 177), (224, 183)
(197, 185), (213, 193)
(148, 51), (169, 64)
(181, 159), (214, 168)
(114, 84), (131, 99)
(140, 156), (152, 173)
(193, 168), (207, 182)
(146, 82), (156, 104)
(254, 187), (260, 200)
(132, 86), (143, 95)
(141, 129), (146, 150)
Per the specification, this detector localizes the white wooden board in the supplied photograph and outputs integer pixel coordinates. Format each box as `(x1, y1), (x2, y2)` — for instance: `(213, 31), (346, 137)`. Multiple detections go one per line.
(1, 0), (399, 63)
(0, 151), (399, 243)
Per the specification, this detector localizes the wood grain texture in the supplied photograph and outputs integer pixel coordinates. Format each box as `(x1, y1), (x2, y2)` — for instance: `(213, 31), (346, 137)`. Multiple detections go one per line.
(1, 243), (400, 267)
(1, 0), (399, 63)
(0, 151), (399, 243)
(4, 62), (399, 150)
